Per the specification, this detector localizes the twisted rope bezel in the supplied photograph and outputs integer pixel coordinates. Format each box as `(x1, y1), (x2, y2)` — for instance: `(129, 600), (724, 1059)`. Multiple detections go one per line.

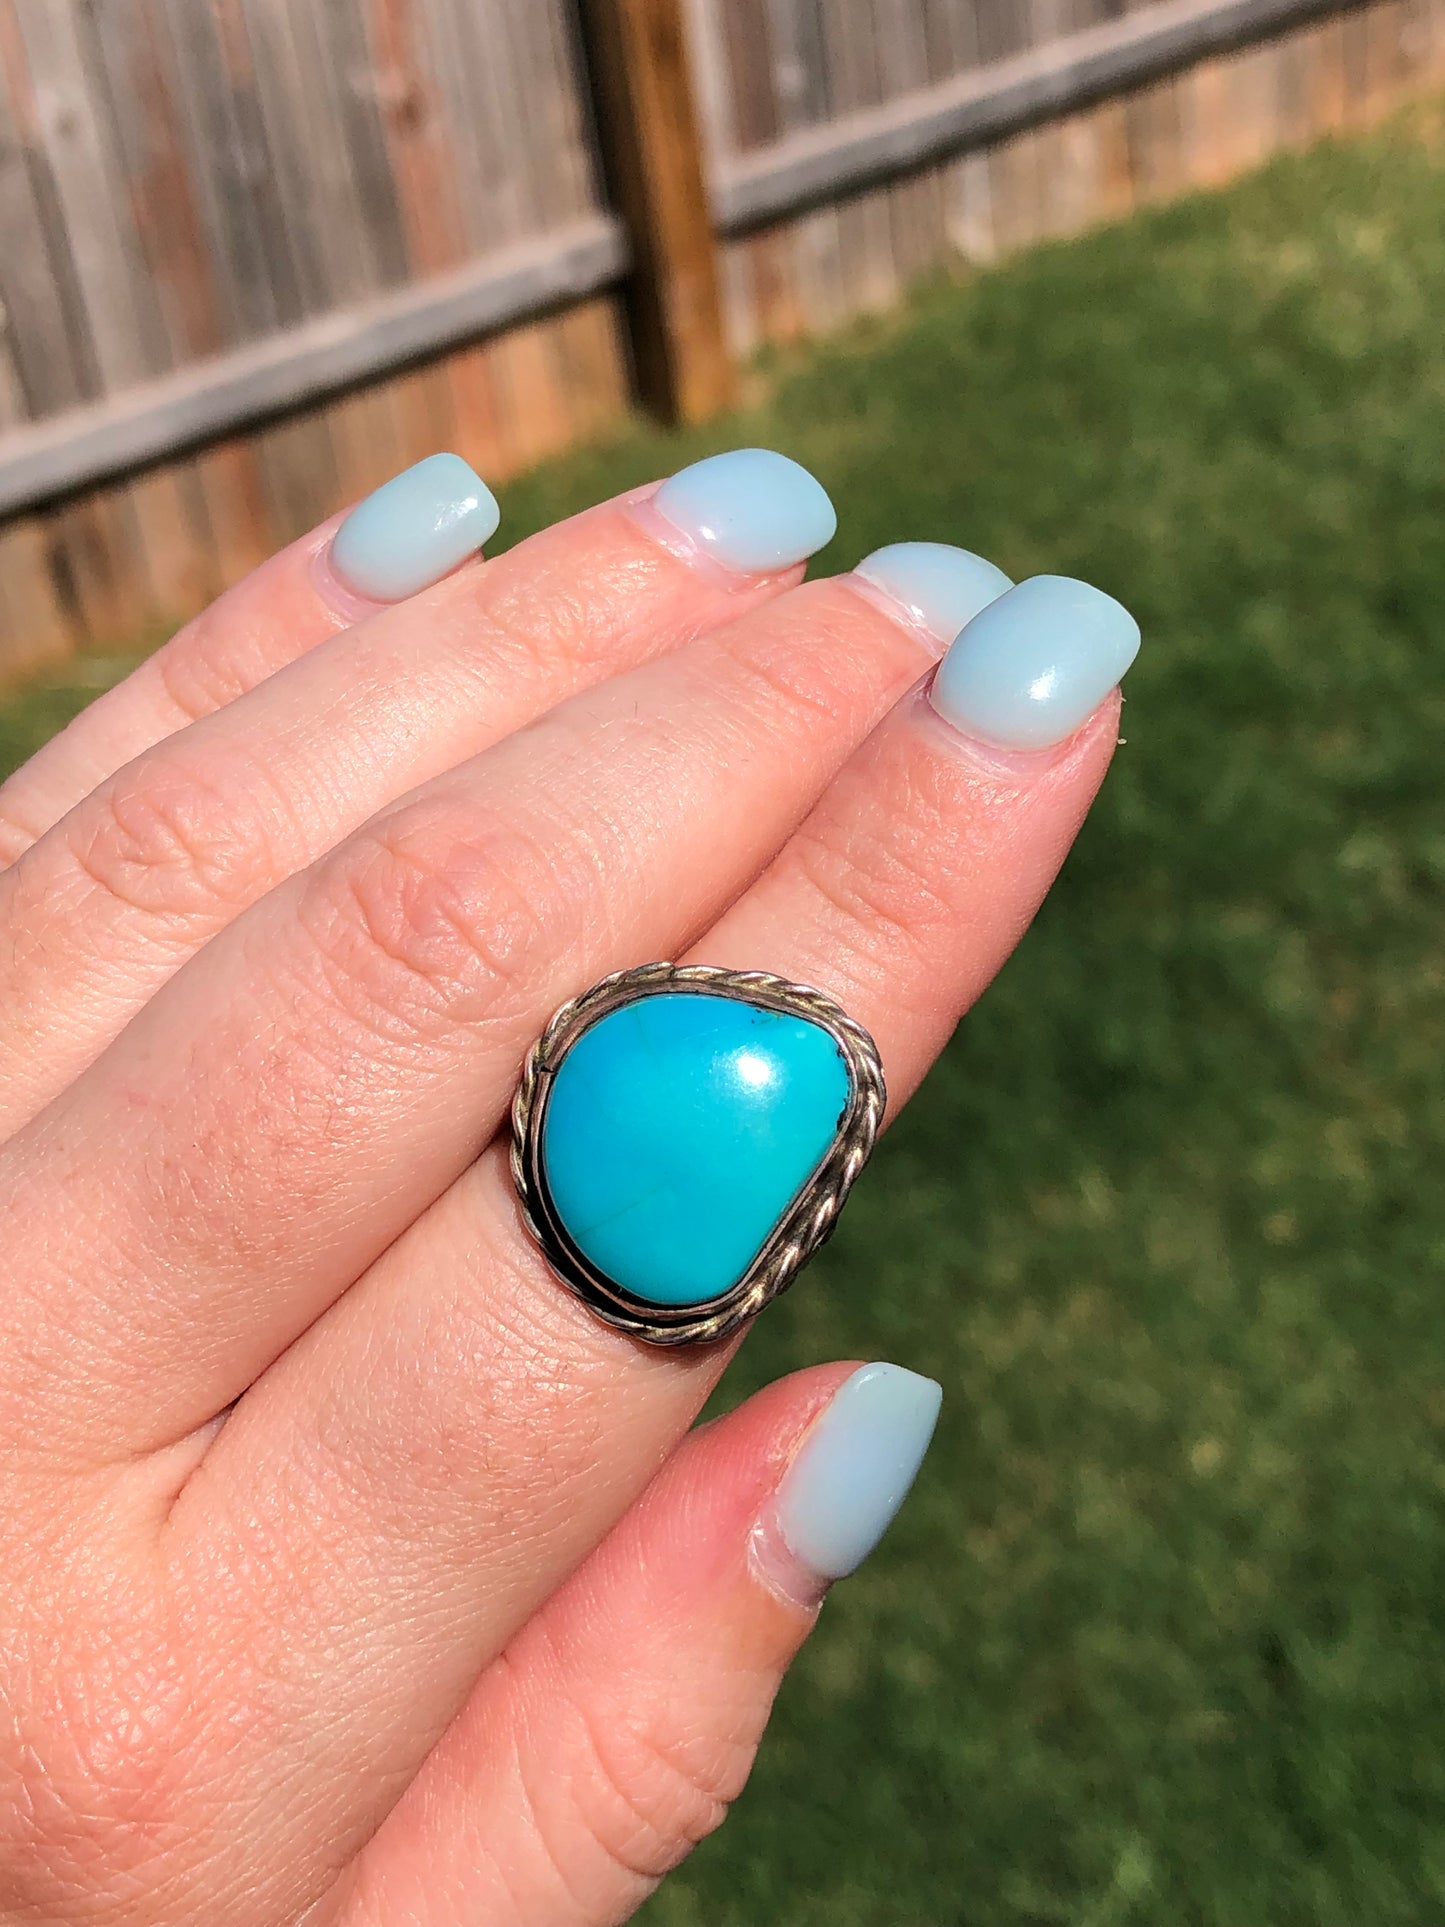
(510, 962), (886, 1346)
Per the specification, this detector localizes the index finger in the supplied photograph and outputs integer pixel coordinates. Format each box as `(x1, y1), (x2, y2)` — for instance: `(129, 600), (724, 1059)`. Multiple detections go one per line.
(0, 455), (502, 864)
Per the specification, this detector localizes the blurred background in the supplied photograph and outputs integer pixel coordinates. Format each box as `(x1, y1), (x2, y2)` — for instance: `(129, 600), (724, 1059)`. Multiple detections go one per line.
(2, 1), (1444, 1921)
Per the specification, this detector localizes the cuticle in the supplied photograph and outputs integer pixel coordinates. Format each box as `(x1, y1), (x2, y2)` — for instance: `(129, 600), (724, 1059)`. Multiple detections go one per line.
(309, 536), (389, 624)
(747, 1514), (829, 1614)
(846, 572), (950, 659)
(621, 490), (796, 594)
(912, 681), (1084, 778)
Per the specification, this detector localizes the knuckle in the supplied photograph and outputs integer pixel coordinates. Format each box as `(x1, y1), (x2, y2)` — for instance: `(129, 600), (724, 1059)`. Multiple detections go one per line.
(296, 800), (575, 1045)
(0, 1598), (214, 1919)
(728, 630), (855, 737)
(791, 789), (957, 974)
(478, 572), (598, 675)
(153, 609), (263, 729)
(0, 799), (40, 869)
(562, 1690), (744, 1884)
(64, 751), (292, 932)
(724, 586), (906, 741)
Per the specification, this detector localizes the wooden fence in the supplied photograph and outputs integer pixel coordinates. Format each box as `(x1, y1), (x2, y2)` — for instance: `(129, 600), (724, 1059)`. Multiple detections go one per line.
(0, 0), (1442, 680)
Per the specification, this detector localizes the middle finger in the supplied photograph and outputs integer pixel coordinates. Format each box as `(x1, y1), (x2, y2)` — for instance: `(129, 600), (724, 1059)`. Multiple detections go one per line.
(0, 453), (829, 1137)
(0, 567), (934, 1466)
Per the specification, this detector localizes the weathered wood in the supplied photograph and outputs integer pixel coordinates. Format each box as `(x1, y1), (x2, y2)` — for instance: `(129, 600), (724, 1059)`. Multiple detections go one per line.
(0, 0), (97, 412)
(1, 0), (1443, 681)
(9, 0), (164, 390)
(578, 0), (736, 421)
(0, 517), (77, 671)
(1125, 65), (1187, 196)
(0, 217), (626, 517)
(712, 0), (1376, 232)
(680, 0), (736, 159)
(238, 0), (368, 313)
(45, 486), (152, 641)
(98, 0), (272, 611)
(946, 148), (999, 261)
(820, 1), (898, 329)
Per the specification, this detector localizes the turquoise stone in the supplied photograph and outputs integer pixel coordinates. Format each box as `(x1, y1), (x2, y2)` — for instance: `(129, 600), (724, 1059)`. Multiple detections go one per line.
(540, 990), (852, 1307)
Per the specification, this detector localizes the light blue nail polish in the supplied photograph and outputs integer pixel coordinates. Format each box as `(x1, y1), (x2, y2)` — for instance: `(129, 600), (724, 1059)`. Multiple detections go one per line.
(855, 541), (1012, 645)
(930, 573), (1141, 749)
(331, 453), (500, 602)
(774, 1363), (942, 1581)
(653, 449), (837, 575)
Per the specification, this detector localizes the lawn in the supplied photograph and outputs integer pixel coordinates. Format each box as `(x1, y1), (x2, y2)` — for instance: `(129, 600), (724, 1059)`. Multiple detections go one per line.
(5, 107), (1445, 1927)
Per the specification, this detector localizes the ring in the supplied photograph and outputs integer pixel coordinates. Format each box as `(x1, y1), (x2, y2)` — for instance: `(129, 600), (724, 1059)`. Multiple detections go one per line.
(510, 962), (886, 1346)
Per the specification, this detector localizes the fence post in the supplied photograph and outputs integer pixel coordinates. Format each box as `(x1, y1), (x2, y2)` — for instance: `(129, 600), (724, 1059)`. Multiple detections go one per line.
(577, 0), (736, 422)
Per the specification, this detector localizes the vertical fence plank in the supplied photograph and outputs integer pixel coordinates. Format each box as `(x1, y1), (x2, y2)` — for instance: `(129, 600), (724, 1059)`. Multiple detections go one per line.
(824, 1), (901, 321)
(0, 5), (162, 644)
(947, 149), (998, 262)
(762, 0), (843, 335)
(579, 0), (735, 421)
(681, 0), (736, 162)
(9, 0), (163, 389)
(102, 0), (271, 586)
(875, 0), (946, 282)
(87, 1), (232, 615)
(1126, 70), (1187, 202)
(240, 0), (370, 314)
(0, 32), (80, 676)
(0, 3), (91, 417)
(366, 0), (475, 477)
(0, 518), (77, 675)
(715, 0), (787, 340)
(403, 0), (509, 474)
(485, 0), (591, 464)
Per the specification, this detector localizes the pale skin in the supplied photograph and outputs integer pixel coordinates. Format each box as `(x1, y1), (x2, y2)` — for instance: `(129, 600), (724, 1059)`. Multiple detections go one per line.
(0, 480), (1119, 1926)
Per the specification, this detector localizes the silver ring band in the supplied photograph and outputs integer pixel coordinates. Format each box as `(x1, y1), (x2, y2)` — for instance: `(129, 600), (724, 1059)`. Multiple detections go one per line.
(510, 962), (885, 1346)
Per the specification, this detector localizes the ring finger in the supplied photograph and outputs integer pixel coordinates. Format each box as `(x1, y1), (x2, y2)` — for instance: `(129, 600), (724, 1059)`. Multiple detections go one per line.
(0, 543), (937, 1468)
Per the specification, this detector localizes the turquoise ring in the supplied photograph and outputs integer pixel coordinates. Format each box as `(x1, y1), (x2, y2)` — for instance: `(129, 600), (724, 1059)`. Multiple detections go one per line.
(510, 963), (886, 1346)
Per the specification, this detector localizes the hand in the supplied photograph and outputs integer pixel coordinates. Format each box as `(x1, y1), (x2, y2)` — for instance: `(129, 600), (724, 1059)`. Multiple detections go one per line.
(0, 448), (1137, 1926)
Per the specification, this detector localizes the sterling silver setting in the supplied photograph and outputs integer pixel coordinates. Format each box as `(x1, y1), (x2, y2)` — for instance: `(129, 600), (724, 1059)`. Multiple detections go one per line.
(510, 962), (887, 1347)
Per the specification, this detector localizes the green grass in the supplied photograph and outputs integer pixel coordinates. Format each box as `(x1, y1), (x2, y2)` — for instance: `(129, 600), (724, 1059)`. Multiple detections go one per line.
(7, 109), (1445, 1926)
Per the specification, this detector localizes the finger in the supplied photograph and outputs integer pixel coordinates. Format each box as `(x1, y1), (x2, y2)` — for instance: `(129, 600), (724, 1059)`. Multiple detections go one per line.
(0, 451), (831, 1134)
(158, 559), (1134, 1873)
(0, 556), (923, 1461)
(698, 571), (1138, 1112)
(332, 1361), (940, 1927)
(0, 455), (499, 864)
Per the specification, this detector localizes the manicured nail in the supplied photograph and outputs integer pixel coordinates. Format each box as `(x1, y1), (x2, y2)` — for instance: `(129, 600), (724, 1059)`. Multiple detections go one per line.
(930, 573), (1141, 750)
(855, 541), (1012, 648)
(652, 448), (837, 575)
(773, 1363), (942, 1583)
(330, 453), (500, 602)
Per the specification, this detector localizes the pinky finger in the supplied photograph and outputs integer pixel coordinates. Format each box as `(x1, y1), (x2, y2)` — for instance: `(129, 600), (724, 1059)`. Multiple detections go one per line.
(329, 1361), (941, 1927)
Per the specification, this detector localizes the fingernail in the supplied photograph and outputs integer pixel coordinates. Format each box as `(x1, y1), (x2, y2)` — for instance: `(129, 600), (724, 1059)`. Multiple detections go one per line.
(651, 448), (837, 575)
(929, 573), (1141, 750)
(854, 541), (1012, 650)
(330, 453), (500, 602)
(770, 1363), (942, 1586)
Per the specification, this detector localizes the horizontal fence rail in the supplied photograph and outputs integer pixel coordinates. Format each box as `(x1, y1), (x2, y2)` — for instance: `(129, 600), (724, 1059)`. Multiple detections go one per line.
(0, 218), (627, 520)
(0, 0), (1383, 522)
(1, 0), (1442, 676)
(710, 0), (1372, 232)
